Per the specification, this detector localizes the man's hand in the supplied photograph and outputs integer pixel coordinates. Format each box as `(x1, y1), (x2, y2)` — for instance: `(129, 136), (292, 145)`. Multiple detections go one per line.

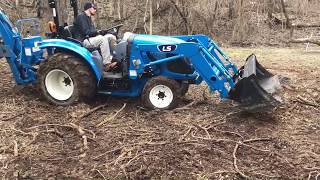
(97, 29), (110, 35)
(87, 30), (99, 37)
(97, 29), (117, 36)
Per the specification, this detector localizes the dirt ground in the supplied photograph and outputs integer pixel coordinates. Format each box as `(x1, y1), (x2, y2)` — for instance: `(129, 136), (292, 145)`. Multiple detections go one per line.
(0, 47), (319, 179)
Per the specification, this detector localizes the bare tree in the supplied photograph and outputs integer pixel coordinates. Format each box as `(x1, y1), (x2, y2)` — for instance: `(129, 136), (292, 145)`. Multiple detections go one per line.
(149, 0), (153, 34)
(1, 0), (319, 46)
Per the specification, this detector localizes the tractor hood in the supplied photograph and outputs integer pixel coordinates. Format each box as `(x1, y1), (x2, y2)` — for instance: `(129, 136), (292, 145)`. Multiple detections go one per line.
(131, 34), (185, 45)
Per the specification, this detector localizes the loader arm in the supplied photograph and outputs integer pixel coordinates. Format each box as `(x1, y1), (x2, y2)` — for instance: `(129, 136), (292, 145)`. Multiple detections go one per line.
(130, 34), (281, 111)
(131, 41), (237, 98)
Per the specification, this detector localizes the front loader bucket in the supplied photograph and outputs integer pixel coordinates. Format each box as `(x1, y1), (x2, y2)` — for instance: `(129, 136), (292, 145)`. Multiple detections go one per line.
(228, 54), (282, 112)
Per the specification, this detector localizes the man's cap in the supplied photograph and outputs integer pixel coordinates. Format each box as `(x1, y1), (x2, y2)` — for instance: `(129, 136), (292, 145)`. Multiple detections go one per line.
(84, 2), (96, 10)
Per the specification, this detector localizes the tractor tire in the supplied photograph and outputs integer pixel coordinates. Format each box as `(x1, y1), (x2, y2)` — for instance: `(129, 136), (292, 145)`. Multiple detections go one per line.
(38, 53), (97, 106)
(141, 76), (180, 110)
(178, 82), (189, 96)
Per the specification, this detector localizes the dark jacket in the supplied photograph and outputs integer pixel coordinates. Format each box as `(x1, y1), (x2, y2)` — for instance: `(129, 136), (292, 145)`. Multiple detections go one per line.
(73, 12), (97, 41)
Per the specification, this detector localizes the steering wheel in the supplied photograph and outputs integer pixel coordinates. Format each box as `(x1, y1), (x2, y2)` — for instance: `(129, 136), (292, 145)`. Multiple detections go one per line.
(99, 24), (123, 38)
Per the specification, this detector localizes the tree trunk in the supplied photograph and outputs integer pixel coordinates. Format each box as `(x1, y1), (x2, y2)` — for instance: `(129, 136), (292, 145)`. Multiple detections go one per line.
(228, 0), (235, 19)
(117, 0), (124, 20)
(149, 0), (153, 34)
(267, 0), (274, 20)
(280, 0), (291, 28)
(57, 0), (68, 26)
(143, 0), (149, 34)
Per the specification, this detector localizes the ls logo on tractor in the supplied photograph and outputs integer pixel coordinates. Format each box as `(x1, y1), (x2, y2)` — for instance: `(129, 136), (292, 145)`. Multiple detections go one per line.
(158, 45), (177, 52)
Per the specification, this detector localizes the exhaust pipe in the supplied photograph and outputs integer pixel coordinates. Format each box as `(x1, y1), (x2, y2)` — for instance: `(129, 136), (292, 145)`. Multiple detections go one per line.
(228, 54), (282, 112)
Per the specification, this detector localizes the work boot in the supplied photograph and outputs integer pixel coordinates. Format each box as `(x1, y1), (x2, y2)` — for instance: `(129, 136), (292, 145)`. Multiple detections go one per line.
(104, 61), (118, 72)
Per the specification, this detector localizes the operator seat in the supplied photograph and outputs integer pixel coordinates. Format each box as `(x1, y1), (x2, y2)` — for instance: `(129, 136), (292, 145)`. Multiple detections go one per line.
(62, 25), (83, 46)
(63, 25), (74, 38)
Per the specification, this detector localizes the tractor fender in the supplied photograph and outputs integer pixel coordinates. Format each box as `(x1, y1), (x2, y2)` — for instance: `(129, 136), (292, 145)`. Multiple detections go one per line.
(38, 39), (102, 81)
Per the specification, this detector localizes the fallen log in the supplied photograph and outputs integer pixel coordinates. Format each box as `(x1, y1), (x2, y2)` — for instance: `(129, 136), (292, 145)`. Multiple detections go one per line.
(289, 23), (320, 38)
(290, 38), (320, 46)
(292, 23), (320, 28)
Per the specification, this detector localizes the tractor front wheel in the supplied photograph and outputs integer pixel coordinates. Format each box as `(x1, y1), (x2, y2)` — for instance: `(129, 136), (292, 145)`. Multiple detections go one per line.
(38, 53), (96, 105)
(141, 76), (180, 110)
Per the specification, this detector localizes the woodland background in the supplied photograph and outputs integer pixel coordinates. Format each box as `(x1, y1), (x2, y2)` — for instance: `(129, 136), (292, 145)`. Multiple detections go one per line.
(0, 1), (320, 179)
(0, 0), (319, 46)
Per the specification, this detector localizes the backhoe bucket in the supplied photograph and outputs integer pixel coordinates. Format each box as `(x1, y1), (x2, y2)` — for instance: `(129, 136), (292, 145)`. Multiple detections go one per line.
(228, 54), (282, 112)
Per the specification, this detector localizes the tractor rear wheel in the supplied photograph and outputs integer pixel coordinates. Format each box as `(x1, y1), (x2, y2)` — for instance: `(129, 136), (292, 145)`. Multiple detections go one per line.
(38, 53), (96, 105)
(141, 76), (179, 110)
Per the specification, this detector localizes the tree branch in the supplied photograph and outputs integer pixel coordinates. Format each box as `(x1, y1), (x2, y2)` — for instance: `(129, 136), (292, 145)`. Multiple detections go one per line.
(169, 0), (189, 34)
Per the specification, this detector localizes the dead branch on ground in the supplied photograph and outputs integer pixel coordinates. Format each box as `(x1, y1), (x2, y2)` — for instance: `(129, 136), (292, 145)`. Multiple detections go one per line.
(1, 112), (25, 121)
(96, 103), (127, 127)
(232, 138), (272, 179)
(13, 140), (18, 157)
(79, 104), (108, 119)
(70, 123), (89, 150)
(93, 169), (107, 180)
(173, 101), (198, 111)
(307, 171), (320, 180)
(233, 143), (248, 179)
(295, 96), (319, 108)
(27, 123), (96, 139)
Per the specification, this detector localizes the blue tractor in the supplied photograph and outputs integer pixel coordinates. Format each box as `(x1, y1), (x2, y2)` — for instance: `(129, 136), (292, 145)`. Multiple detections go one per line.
(0, 1), (281, 111)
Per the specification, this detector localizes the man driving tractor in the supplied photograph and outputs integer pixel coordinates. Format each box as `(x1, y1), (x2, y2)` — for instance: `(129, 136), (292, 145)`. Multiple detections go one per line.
(73, 2), (118, 71)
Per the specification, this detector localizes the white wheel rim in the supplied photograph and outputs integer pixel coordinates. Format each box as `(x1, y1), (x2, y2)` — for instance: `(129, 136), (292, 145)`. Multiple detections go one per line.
(149, 85), (174, 108)
(45, 69), (74, 101)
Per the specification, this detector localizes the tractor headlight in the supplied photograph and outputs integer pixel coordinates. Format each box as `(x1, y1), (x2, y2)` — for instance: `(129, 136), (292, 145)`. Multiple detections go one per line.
(132, 59), (141, 68)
